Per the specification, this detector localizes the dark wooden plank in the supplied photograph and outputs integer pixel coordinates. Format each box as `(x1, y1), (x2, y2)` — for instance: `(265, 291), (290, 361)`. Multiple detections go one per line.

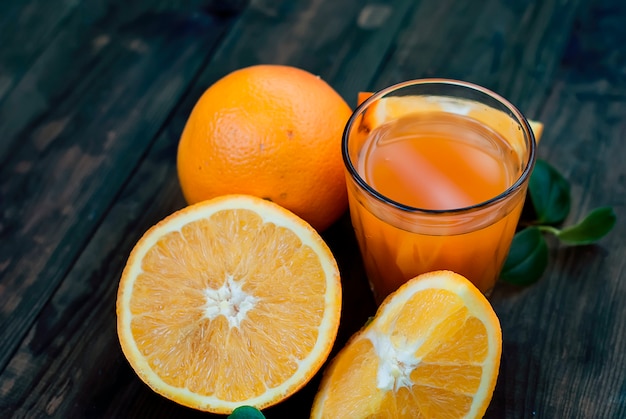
(0, 0), (126, 160)
(489, 0), (626, 416)
(0, 0), (243, 161)
(0, 125), (189, 416)
(0, 0), (81, 102)
(0, 8), (239, 377)
(178, 0), (418, 106)
(367, 0), (584, 117)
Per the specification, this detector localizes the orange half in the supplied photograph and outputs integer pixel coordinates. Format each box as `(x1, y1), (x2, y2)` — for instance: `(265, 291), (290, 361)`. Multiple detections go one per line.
(311, 270), (502, 418)
(116, 195), (342, 414)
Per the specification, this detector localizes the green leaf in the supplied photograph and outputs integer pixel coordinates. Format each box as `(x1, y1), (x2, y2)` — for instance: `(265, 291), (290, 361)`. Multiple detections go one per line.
(556, 206), (617, 245)
(500, 227), (549, 286)
(529, 159), (571, 225)
(228, 406), (266, 419)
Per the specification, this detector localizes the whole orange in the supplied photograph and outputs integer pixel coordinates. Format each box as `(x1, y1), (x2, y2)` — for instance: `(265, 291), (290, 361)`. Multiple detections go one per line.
(176, 64), (353, 231)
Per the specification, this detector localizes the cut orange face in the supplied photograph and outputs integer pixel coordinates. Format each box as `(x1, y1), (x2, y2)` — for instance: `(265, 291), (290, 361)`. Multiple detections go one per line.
(357, 91), (544, 143)
(116, 195), (342, 414)
(311, 270), (502, 418)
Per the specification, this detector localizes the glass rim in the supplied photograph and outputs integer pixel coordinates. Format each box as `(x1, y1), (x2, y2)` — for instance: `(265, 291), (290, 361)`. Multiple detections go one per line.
(342, 78), (537, 215)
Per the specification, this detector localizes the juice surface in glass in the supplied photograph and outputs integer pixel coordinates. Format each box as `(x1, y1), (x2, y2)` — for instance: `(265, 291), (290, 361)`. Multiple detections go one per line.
(359, 112), (515, 211)
(343, 80), (535, 304)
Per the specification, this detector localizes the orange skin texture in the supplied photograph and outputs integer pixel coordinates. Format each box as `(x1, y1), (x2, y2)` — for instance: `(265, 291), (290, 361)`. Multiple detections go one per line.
(177, 65), (353, 231)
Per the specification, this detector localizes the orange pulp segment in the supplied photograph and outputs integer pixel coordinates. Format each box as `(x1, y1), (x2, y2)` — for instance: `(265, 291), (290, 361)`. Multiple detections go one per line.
(311, 270), (502, 418)
(116, 195), (342, 414)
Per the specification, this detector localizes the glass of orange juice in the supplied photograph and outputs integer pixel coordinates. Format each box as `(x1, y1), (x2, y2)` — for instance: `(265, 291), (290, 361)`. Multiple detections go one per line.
(343, 79), (536, 304)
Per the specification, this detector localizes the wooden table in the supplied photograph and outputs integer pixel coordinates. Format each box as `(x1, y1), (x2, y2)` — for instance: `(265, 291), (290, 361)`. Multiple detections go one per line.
(1, 0), (624, 417)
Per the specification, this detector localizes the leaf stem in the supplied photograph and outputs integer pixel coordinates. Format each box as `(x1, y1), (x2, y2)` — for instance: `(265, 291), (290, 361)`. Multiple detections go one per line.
(536, 225), (561, 236)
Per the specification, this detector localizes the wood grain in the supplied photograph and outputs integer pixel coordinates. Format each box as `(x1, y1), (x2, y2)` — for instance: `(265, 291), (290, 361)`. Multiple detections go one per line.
(0, 7), (237, 376)
(0, 0), (625, 417)
(490, 1), (626, 416)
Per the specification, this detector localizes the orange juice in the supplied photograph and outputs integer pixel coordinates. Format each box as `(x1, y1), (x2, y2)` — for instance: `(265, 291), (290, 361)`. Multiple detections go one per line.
(358, 112), (517, 210)
(343, 82), (534, 304)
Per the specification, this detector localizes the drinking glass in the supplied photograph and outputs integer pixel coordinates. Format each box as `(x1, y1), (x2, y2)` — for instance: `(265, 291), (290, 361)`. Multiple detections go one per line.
(343, 79), (536, 304)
